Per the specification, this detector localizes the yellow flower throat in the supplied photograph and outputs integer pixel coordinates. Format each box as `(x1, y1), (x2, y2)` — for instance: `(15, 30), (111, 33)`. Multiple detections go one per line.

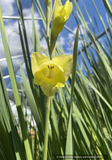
(45, 65), (55, 79)
(48, 65), (54, 69)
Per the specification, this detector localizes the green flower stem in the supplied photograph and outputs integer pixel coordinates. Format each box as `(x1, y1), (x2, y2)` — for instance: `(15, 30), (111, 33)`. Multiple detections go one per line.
(45, 0), (52, 39)
(43, 96), (50, 160)
(45, 5), (51, 59)
(46, 5), (49, 39)
(49, 0), (56, 21)
(50, 32), (56, 59)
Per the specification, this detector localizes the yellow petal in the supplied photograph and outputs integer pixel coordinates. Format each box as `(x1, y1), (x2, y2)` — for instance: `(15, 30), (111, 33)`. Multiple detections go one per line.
(52, 55), (73, 81)
(52, 0), (73, 38)
(62, 0), (73, 21)
(34, 70), (49, 85)
(40, 82), (63, 97)
(52, 16), (65, 38)
(31, 52), (73, 97)
(50, 73), (65, 86)
(34, 61), (65, 84)
(39, 61), (64, 78)
(33, 60), (64, 86)
(31, 52), (50, 75)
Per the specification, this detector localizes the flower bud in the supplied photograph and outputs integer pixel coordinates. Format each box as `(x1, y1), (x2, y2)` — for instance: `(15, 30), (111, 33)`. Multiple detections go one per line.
(45, 0), (52, 38)
(51, 0), (73, 39)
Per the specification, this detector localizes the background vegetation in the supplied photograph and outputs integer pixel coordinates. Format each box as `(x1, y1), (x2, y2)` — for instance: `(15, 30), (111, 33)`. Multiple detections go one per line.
(0, 0), (112, 159)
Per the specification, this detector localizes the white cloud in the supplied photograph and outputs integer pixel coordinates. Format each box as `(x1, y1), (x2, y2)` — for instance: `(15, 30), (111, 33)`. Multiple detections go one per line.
(23, 8), (40, 31)
(0, 1), (44, 88)
(68, 25), (86, 40)
(0, 0), (15, 16)
(16, 62), (27, 76)
(0, 7), (42, 78)
(68, 39), (84, 50)
(23, 8), (39, 17)
(67, 24), (90, 51)
(58, 36), (65, 46)
(64, 51), (73, 55)
(40, 37), (47, 49)
(0, 8), (41, 54)
(0, 20), (23, 60)
(0, 60), (7, 69)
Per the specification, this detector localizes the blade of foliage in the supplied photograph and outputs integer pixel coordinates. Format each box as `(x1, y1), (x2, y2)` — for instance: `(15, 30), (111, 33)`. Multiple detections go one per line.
(0, 70), (27, 160)
(65, 25), (79, 157)
(31, 0), (41, 53)
(34, 0), (46, 28)
(0, 8), (33, 160)
(20, 64), (44, 145)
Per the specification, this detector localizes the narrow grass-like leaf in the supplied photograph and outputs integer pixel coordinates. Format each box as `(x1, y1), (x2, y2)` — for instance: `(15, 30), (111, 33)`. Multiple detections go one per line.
(0, 70), (27, 160)
(0, 118), (15, 160)
(92, 0), (111, 47)
(16, 0), (31, 70)
(0, 8), (33, 160)
(20, 64), (44, 145)
(102, 0), (112, 19)
(65, 25), (79, 158)
(31, 0), (41, 53)
(34, 0), (46, 28)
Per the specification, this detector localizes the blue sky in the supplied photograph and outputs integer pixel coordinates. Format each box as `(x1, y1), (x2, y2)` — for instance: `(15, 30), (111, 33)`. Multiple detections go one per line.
(0, 0), (111, 89)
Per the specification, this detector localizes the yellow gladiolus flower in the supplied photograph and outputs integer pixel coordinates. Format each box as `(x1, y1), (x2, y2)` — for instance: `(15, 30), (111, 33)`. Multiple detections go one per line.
(52, 0), (73, 39)
(31, 52), (73, 97)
